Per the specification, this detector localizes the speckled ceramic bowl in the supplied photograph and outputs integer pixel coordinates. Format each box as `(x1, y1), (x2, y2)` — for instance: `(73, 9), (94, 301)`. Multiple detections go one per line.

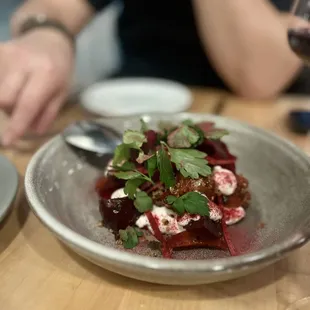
(25, 113), (310, 285)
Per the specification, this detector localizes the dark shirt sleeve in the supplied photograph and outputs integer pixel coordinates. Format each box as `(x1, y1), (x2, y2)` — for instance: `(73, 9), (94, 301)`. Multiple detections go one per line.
(270, 0), (292, 12)
(87, 0), (114, 11)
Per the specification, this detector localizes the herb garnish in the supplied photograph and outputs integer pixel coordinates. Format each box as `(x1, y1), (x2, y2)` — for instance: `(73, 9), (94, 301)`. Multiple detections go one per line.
(163, 143), (211, 179)
(123, 130), (146, 148)
(119, 226), (143, 249)
(124, 179), (145, 199)
(167, 125), (200, 148)
(166, 192), (210, 216)
(147, 155), (157, 178)
(157, 145), (175, 188)
(115, 170), (153, 201)
(205, 129), (229, 140)
(134, 191), (153, 212)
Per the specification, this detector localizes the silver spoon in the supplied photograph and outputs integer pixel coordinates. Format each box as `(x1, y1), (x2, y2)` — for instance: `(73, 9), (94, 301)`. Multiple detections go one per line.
(63, 120), (122, 154)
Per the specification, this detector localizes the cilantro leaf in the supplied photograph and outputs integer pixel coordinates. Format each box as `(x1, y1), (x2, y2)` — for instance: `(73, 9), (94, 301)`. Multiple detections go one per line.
(166, 192), (209, 216)
(157, 145), (175, 188)
(168, 148), (212, 179)
(123, 130), (146, 149)
(167, 125), (200, 148)
(147, 155), (157, 178)
(112, 144), (131, 166)
(134, 191), (153, 212)
(119, 227), (140, 249)
(140, 119), (148, 133)
(124, 178), (145, 199)
(205, 129), (229, 140)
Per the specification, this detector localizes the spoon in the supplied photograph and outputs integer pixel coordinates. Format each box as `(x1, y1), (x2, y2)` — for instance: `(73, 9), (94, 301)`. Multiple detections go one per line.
(63, 120), (122, 154)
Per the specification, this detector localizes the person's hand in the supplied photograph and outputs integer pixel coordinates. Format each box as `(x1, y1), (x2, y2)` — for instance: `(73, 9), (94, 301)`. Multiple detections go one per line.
(0, 28), (74, 146)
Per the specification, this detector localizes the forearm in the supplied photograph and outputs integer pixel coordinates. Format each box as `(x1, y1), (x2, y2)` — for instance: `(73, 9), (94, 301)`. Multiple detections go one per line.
(11, 0), (95, 37)
(193, 0), (302, 98)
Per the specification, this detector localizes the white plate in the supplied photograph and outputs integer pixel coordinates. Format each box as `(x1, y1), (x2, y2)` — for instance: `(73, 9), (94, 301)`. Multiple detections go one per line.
(0, 154), (18, 222)
(80, 78), (192, 117)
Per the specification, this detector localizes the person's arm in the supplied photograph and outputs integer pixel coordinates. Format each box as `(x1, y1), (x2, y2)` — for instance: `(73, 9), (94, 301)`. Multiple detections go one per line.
(0, 0), (110, 146)
(193, 0), (302, 99)
(10, 0), (96, 36)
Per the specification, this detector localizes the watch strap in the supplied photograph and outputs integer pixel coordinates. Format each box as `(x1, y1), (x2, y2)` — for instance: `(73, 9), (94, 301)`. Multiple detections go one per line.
(17, 15), (75, 50)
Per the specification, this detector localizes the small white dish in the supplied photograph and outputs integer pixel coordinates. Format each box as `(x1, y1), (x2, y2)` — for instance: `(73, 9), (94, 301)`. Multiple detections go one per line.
(80, 78), (192, 117)
(0, 154), (18, 221)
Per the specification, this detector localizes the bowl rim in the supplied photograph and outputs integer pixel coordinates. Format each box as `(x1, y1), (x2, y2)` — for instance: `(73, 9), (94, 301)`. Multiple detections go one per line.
(25, 113), (310, 274)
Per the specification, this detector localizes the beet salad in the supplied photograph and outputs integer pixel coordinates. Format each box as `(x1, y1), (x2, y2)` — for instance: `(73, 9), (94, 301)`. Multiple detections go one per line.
(95, 119), (251, 259)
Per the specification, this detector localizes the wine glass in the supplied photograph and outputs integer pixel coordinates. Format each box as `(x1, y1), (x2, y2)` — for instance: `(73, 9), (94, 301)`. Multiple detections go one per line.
(287, 2), (310, 309)
(288, 0), (310, 64)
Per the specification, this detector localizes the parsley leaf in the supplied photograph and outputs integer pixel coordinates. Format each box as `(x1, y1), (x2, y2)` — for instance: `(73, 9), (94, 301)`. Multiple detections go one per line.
(136, 151), (153, 164)
(124, 178), (145, 199)
(166, 195), (177, 204)
(114, 171), (141, 180)
(168, 147), (211, 179)
(134, 227), (144, 237)
(173, 198), (186, 214)
(114, 170), (153, 182)
(147, 155), (157, 178)
(123, 130), (146, 149)
(166, 192), (209, 216)
(119, 226), (141, 249)
(157, 145), (176, 188)
(167, 125), (200, 148)
(182, 119), (195, 126)
(205, 129), (229, 140)
(112, 162), (136, 171)
(189, 125), (205, 147)
(134, 191), (153, 212)
(113, 144), (131, 166)
(181, 192), (210, 216)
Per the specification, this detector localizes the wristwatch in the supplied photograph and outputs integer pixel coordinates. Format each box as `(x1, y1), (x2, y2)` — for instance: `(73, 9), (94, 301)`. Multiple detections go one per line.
(16, 14), (75, 50)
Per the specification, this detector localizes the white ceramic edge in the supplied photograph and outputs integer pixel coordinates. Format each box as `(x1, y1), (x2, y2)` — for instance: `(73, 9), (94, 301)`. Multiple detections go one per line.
(0, 155), (19, 222)
(25, 113), (310, 275)
(80, 78), (193, 117)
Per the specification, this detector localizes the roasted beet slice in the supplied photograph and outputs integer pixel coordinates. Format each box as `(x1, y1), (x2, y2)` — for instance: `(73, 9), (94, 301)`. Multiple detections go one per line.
(96, 176), (125, 199)
(144, 130), (158, 152)
(198, 140), (236, 172)
(167, 230), (227, 250)
(185, 217), (222, 238)
(99, 197), (140, 233)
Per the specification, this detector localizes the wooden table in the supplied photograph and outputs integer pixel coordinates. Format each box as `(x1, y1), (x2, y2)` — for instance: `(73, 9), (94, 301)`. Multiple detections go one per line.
(1, 89), (310, 310)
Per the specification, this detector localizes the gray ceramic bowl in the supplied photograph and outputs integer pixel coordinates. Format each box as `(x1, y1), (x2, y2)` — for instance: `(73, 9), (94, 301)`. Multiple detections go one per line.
(25, 113), (310, 285)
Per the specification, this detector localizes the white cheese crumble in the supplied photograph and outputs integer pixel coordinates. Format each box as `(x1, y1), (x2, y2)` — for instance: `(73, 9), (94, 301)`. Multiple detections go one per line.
(213, 165), (237, 196)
